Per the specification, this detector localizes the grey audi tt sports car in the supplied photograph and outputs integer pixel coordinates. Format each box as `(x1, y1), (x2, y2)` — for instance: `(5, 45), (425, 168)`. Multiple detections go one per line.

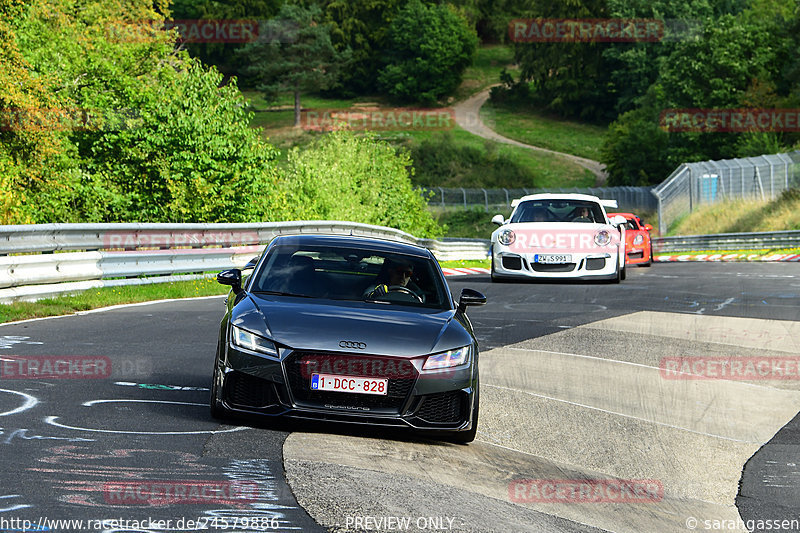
(210, 234), (486, 443)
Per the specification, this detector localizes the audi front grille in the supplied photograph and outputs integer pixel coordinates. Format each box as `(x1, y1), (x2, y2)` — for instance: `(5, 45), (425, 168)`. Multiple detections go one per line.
(285, 351), (418, 413)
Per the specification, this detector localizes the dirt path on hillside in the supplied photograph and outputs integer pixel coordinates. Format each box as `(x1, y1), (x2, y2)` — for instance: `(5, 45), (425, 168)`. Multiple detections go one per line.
(453, 88), (608, 185)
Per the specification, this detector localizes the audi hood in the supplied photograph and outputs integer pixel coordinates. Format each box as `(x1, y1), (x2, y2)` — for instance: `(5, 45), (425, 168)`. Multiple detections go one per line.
(230, 294), (473, 358)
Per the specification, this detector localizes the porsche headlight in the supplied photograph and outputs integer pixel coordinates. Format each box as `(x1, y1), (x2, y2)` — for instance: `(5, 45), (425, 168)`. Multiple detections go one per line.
(423, 346), (470, 370)
(594, 230), (612, 246)
(497, 229), (516, 246)
(633, 234), (644, 245)
(231, 325), (278, 357)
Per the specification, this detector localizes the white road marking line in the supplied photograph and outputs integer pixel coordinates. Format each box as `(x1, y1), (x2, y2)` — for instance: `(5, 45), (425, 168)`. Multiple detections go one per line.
(483, 384), (757, 443)
(501, 346), (788, 390)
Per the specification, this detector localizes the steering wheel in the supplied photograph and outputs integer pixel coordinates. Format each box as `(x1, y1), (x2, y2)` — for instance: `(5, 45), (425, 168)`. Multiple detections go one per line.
(386, 285), (423, 303)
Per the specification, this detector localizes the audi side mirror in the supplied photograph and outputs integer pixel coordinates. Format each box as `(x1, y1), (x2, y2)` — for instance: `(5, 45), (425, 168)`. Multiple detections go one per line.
(217, 269), (242, 293)
(458, 288), (486, 312)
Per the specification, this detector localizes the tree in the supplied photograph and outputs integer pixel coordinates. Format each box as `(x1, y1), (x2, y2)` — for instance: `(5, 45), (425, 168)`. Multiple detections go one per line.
(505, 0), (614, 122)
(4, 0), (286, 223)
(238, 3), (350, 126)
(601, 5), (799, 185)
(321, 0), (405, 95)
(377, 0), (477, 105)
(169, 0), (283, 82)
(282, 131), (443, 238)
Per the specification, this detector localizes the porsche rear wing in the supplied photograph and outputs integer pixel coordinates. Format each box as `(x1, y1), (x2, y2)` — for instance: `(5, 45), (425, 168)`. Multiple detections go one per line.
(509, 197), (619, 209)
(600, 199), (618, 209)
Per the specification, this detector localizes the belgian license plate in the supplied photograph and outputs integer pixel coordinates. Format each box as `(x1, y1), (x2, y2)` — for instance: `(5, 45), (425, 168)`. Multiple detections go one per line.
(535, 254), (572, 264)
(311, 373), (388, 396)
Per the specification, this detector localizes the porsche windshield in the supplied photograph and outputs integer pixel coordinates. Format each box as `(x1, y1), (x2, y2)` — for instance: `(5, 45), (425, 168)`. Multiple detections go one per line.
(250, 244), (450, 309)
(511, 200), (605, 224)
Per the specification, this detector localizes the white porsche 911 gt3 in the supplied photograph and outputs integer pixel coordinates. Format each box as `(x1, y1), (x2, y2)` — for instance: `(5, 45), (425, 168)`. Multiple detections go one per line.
(490, 193), (628, 283)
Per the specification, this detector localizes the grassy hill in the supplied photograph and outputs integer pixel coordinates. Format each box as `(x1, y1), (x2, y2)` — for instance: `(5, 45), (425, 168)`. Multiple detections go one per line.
(669, 189), (800, 235)
(242, 45), (604, 191)
(481, 102), (608, 161)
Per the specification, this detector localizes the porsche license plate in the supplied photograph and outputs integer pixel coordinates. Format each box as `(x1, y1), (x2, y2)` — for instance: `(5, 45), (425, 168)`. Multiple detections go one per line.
(534, 254), (572, 264)
(311, 373), (388, 396)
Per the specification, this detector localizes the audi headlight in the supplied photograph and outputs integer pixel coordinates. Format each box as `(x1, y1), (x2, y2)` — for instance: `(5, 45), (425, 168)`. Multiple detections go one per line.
(594, 230), (612, 246)
(423, 346), (470, 370)
(498, 229), (516, 246)
(633, 234), (644, 245)
(231, 325), (278, 357)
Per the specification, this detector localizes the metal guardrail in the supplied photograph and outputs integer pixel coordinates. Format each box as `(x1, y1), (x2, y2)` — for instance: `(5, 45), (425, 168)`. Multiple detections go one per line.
(0, 221), (422, 254)
(0, 222), (491, 303)
(1, 221), (796, 304)
(654, 230), (800, 253)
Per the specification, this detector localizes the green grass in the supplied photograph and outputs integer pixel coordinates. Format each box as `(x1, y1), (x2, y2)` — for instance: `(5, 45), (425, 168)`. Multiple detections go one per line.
(481, 101), (608, 161)
(383, 128), (595, 189)
(453, 45), (515, 100)
(439, 259), (491, 269)
(243, 90), (384, 131)
(668, 189), (800, 235)
(0, 277), (229, 324)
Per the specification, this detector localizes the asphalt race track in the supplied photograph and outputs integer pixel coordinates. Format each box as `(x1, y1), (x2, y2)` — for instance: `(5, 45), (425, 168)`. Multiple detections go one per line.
(0, 262), (798, 532)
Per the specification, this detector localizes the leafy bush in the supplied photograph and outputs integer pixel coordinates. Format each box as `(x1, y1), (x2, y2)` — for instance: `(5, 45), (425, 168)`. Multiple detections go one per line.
(378, 0), (477, 105)
(282, 131), (443, 238)
(3, 0), (286, 223)
(407, 132), (536, 188)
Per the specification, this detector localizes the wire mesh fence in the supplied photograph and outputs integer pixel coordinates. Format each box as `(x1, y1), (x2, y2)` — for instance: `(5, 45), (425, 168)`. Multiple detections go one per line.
(419, 186), (658, 214)
(652, 151), (800, 234)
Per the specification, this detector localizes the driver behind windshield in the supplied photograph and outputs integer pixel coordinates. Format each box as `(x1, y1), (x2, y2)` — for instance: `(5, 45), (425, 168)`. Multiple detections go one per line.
(363, 258), (421, 300)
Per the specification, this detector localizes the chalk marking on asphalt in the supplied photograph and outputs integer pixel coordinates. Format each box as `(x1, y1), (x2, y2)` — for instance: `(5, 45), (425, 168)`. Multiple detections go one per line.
(0, 389), (39, 417)
(82, 399), (205, 407)
(714, 298), (736, 311)
(484, 383), (756, 444)
(45, 415), (248, 435)
(0, 494), (32, 513)
(45, 399), (250, 434)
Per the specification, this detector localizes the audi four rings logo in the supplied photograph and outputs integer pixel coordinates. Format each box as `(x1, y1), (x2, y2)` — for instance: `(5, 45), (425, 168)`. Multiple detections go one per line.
(339, 341), (366, 350)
